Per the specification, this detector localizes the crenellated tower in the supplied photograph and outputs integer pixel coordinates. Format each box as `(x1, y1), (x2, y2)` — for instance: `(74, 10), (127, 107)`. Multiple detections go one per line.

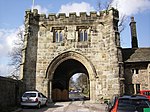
(21, 8), (124, 102)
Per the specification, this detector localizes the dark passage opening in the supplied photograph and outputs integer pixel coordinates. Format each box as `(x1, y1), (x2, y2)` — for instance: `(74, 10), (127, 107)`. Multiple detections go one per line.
(52, 59), (89, 101)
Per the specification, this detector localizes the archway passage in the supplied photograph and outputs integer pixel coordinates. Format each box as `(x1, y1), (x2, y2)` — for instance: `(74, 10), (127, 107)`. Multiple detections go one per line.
(69, 73), (90, 101)
(46, 51), (97, 102)
(51, 59), (89, 101)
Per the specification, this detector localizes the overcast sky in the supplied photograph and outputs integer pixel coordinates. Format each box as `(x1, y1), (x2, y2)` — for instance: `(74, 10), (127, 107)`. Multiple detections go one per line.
(0, 0), (150, 76)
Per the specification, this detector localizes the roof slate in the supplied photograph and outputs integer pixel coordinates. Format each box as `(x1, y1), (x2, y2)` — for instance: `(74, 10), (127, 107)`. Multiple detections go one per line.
(122, 48), (150, 63)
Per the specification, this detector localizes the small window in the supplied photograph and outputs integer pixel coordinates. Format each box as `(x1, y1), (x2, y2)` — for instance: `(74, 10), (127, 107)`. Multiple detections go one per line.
(38, 93), (41, 97)
(59, 31), (63, 42)
(136, 84), (140, 94)
(41, 93), (46, 98)
(55, 31), (59, 42)
(131, 69), (139, 74)
(78, 30), (88, 42)
(23, 93), (36, 97)
(53, 30), (63, 43)
(135, 69), (139, 74)
(84, 30), (88, 41)
(79, 31), (83, 41)
(131, 69), (134, 74)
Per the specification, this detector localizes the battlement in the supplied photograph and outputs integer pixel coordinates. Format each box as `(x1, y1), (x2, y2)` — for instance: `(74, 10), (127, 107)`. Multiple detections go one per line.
(25, 7), (119, 22)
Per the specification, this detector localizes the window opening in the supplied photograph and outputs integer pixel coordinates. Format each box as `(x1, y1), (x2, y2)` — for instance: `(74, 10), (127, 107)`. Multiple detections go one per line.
(135, 69), (139, 74)
(78, 30), (88, 42)
(131, 69), (134, 74)
(84, 30), (88, 41)
(53, 30), (63, 43)
(136, 84), (140, 94)
(55, 31), (58, 42)
(79, 31), (83, 41)
(59, 31), (63, 42)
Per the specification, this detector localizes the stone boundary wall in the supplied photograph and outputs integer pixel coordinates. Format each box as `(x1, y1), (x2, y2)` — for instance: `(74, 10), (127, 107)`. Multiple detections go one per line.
(0, 76), (25, 112)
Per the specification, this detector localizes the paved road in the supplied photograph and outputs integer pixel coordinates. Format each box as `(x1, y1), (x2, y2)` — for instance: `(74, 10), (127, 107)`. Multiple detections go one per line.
(21, 101), (107, 112)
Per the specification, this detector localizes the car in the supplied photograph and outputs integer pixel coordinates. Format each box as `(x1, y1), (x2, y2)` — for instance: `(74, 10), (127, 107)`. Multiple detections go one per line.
(69, 91), (85, 101)
(140, 90), (150, 101)
(21, 91), (48, 108)
(107, 95), (150, 112)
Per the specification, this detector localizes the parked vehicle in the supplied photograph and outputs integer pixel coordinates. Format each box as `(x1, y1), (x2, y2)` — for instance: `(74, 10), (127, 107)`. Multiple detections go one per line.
(140, 90), (150, 100)
(107, 95), (150, 112)
(21, 91), (48, 108)
(69, 91), (85, 101)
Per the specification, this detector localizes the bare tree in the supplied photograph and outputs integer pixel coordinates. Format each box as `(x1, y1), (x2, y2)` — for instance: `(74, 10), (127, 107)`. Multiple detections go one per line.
(9, 28), (24, 77)
(69, 77), (75, 91)
(76, 73), (89, 94)
(96, 0), (113, 11)
(118, 15), (127, 33)
(97, 0), (127, 33)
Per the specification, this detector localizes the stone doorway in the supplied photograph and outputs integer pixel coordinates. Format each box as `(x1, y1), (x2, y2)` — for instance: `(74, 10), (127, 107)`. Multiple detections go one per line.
(46, 51), (97, 102)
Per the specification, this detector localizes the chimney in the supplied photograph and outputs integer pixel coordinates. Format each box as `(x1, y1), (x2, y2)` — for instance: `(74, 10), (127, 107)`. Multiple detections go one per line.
(130, 17), (138, 48)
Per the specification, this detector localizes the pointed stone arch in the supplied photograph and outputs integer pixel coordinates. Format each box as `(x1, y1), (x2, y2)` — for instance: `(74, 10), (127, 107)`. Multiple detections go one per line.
(46, 51), (97, 80)
(45, 51), (97, 101)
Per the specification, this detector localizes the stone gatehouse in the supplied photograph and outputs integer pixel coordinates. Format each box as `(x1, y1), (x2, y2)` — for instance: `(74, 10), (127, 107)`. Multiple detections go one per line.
(20, 7), (150, 102)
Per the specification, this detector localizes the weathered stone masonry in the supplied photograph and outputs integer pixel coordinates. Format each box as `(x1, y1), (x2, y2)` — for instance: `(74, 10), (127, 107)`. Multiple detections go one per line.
(21, 8), (124, 102)
(0, 76), (25, 111)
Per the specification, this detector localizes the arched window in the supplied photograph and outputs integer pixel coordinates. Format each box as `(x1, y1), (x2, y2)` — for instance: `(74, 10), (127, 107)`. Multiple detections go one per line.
(59, 31), (63, 42)
(55, 31), (59, 42)
(53, 30), (63, 43)
(79, 30), (83, 41)
(78, 29), (88, 42)
(84, 30), (88, 41)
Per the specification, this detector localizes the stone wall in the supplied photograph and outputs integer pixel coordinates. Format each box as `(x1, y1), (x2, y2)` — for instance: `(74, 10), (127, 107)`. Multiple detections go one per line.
(124, 63), (150, 94)
(21, 8), (124, 101)
(0, 76), (25, 112)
